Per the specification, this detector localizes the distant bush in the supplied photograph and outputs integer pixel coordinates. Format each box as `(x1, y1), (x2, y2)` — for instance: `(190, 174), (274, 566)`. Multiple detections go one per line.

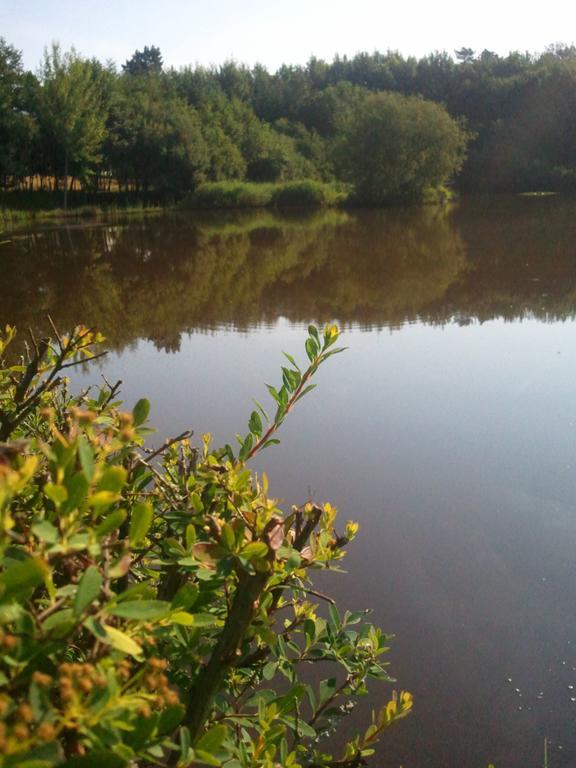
(421, 185), (453, 205)
(182, 180), (348, 210)
(0, 323), (411, 767)
(271, 180), (347, 208)
(182, 181), (275, 209)
(334, 92), (469, 205)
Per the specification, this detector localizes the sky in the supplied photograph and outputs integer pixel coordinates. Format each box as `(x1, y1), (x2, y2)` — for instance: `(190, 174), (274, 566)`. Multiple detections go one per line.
(3, 0), (576, 72)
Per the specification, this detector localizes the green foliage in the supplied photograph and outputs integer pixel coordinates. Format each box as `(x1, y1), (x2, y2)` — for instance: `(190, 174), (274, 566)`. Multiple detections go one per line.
(106, 77), (210, 193)
(334, 92), (469, 204)
(182, 181), (276, 209)
(0, 323), (411, 766)
(271, 181), (347, 208)
(122, 46), (163, 77)
(181, 180), (346, 209)
(37, 45), (109, 205)
(10, 37), (576, 201)
(0, 38), (35, 185)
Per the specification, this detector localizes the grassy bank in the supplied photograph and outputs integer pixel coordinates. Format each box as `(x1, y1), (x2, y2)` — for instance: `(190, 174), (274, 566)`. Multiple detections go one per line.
(0, 181), (452, 231)
(0, 189), (174, 230)
(0, 203), (166, 230)
(0, 182), (347, 230)
(180, 180), (349, 210)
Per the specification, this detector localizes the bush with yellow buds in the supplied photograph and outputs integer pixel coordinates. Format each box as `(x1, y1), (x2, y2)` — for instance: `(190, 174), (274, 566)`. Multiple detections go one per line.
(0, 323), (410, 767)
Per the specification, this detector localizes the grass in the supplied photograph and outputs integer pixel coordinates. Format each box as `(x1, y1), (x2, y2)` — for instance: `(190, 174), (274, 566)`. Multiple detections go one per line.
(0, 179), (347, 231)
(180, 180), (349, 210)
(0, 203), (165, 231)
(0, 188), (174, 231)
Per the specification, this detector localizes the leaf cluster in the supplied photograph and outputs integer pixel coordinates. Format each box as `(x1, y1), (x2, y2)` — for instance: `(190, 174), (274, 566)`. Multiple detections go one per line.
(0, 323), (411, 767)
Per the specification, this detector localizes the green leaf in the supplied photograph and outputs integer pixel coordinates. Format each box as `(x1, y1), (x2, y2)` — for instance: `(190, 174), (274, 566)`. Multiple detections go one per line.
(96, 509), (127, 538)
(319, 677), (337, 705)
(180, 726), (191, 760)
(295, 384), (317, 403)
(108, 600), (170, 621)
(262, 661), (277, 680)
(63, 472), (89, 512)
(266, 384), (282, 404)
(308, 325), (320, 344)
(129, 502), (153, 544)
(157, 704), (185, 735)
(0, 557), (47, 602)
(132, 398), (151, 427)
(196, 724), (227, 753)
(44, 482), (68, 506)
(252, 398), (270, 424)
(115, 583), (155, 602)
(77, 434), (95, 481)
(304, 618), (317, 646)
(222, 443), (236, 462)
(305, 338), (318, 362)
(102, 625), (143, 658)
(31, 520), (58, 544)
(220, 522), (235, 551)
(4, 742), (61, 768)
(170, 611), (221, 627)
(295, 719), (317, 739)
(89, 490), (120, 513)
(283, 351), (301, 371)
(328, 604), (341, 630)
(241, 542), (269, 560)
(125, 713), (159, 750)
(185, 524), (196, 551)
(238, 433), (253, 462)
(43, 608), (75, 634)
(97, 467), (127, 493)
(74, 566), (102, 617)
(192, 751), (221, 767)
(248, 410), (263, 438)
(171, 583), (199, 611)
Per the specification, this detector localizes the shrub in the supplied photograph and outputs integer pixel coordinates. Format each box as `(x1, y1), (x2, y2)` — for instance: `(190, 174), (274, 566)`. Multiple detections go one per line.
(334, 92), (469, 205)
(271, 181), (346, 208)
(182, 182), (275, 209)
(0, 323), (411, 767)
(181, 181), (348, 211)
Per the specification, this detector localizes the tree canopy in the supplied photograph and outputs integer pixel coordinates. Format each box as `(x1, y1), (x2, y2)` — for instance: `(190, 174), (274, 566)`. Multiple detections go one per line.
(334, 92), (468, 203)
(3, 39), (576, 201)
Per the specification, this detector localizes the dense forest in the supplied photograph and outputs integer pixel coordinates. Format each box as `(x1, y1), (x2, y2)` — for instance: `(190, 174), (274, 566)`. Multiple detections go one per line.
(2, 40), (576, 203)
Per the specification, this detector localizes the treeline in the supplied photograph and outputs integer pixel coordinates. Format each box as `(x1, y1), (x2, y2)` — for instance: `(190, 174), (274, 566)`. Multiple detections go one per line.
(2, 40), (576, 204)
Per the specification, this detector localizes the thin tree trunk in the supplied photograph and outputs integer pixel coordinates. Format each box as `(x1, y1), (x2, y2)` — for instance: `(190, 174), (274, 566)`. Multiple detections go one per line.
(63, 151), (69, 210)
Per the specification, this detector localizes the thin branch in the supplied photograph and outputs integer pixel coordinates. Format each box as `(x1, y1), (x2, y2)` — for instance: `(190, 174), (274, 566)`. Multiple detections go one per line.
(143, 430), (192, 462)
(47, 315), (62, 346)
(297, 587), (336, 605)
(59, 349), (108, 370)
(37, 597), (67, 622)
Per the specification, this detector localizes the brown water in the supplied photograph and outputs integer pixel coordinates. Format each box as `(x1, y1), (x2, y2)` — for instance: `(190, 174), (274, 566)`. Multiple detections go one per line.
(2, 197), (576, 767)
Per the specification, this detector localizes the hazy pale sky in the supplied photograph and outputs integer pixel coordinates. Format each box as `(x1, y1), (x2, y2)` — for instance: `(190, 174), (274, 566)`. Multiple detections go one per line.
(3, 0), (576, 71)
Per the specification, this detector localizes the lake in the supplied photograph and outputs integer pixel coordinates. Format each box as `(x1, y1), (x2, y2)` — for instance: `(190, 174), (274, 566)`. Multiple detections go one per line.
(2, 196), (576, 767)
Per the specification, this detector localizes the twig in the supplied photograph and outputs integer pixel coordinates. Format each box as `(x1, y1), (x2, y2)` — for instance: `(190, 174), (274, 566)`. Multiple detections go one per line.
(143, 430), (192, 462)
(298, 587), (336, 605)
(59, 350), (108, 370)
(37, 597), (67, 622)
(47, 315), (62, 346)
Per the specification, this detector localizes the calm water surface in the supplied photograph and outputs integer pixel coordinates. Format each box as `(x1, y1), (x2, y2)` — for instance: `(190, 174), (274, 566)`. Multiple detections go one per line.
(2, 197), (576, 767)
